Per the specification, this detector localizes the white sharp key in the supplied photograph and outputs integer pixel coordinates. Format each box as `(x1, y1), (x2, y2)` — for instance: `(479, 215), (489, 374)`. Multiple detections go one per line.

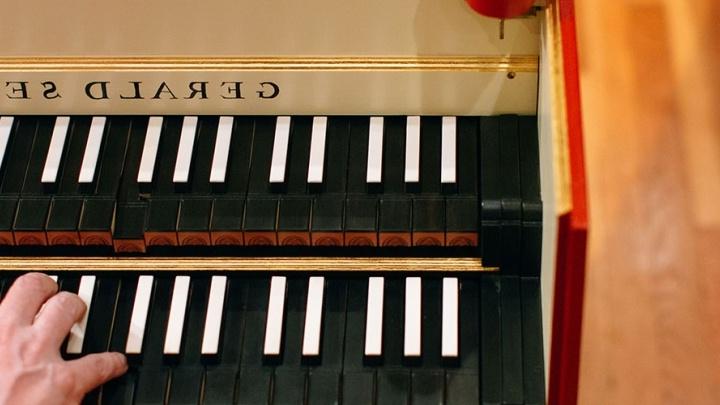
(201, 275), (228, 355)
(164, 276), (191, 355)
(364, 276), (384, 356)
(302, 276), (325, 356)
(78, 117), (106, 183)
(41, 116), (70, 184)
(404, 116), (421, 183)
(126, 275), (154, 354)
(307, 116), (327, 184)
(173, 116), (199, 183)
(366, 117), (384, 184)
(442, 277), (459, 358)
(66, 275), (96, 354)
(441, 116), (457, 184)
(137, 117), (163, 183)
(269, 116), (291, 183)
(0, 117), (14, 171)
(404, 277), (422, 357)
(209, 116), (234, 183)
(264, 276), (287, 356)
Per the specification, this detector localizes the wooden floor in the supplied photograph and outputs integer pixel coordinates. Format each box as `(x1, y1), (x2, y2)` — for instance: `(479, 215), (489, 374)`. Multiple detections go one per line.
(575, 0), (720, 403)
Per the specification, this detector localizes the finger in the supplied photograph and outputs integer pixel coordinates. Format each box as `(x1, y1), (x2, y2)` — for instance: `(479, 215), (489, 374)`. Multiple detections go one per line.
(0, 273), (58, 325)
(32, 291), (86, 347)
(65, 352), (128, 396)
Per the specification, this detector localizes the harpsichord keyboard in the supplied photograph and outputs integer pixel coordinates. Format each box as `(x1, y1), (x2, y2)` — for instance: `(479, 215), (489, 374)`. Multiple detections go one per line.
(0, 114), (543, 405)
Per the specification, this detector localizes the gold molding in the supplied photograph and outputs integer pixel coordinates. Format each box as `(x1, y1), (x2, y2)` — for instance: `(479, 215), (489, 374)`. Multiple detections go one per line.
(0, 257), (491, 272)
(0, 56), (538, 73)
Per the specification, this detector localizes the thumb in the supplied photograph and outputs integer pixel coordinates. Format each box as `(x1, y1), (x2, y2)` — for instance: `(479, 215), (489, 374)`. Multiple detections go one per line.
(65, 352), (128, 396)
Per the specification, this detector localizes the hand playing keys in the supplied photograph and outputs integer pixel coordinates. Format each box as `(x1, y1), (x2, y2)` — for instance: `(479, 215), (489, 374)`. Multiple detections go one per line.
(0, 273), (127, 405)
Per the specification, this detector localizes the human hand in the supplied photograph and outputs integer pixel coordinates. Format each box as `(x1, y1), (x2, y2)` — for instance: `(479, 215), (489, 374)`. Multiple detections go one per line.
(0, 273), (127, 405)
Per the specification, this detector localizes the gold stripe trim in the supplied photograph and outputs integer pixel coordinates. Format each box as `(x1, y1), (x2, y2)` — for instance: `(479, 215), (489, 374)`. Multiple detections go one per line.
(0, 56), (538, 73)
(0, 257), (491, 272)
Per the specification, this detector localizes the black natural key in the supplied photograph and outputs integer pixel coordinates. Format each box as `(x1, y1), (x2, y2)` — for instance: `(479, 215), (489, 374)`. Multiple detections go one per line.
(306, 278), (347, 405)
(446, 116), (479, 248)
(310, 117), (350, 247)
(244, 117), (279, 246)
(341, 278), (375, 405)
(0, 117), (37, 245)
(381, 116), (406, 195)
(209, 117), (255, 246)
(344, 117), (377, 246)
(271, 277), (307, 404)
(167, 276), (210, 405)
(14, 117), (55, 245)
(375, 277), (409, 405)
(56, 274), (80, 360)
(344, 197), (377, 247)
(235, 277), (272, 405)
(134, 276), (173, 405)
(521, 277), (545, 404)
(144, 117), (183, 247)
(80, 117), (133, 246)
(243, 198), (278, 246)
(518, 116), (542, 276)
(209, 198), (245, 246)
(412, 198), (445, 246)
(378, 117), (411, 247)
(113, 203), (147, 253)
(277, 117), (312, 246)
(499, 115), (522, 274)
(177, 117), (218, 246)
(177, 198), (212, 246)
(445, 278), (480, 405)
(479, 275), (502, 404)
(203, 278), (248, 405)
(410, 278), (444, 405)
(81, 277), (120, 405)
(46, 197), (83, 245)
(277, 198), (311, 246)
(378, 198), (412, 247)
(100, 277), (139, 405)
(500, 276), (525, 404)
(479, 116), (502, 266)
(411, 116), (444, 246)
(455, 116), (480, 196)
(145, 198), (180, 247)
(113, 118), (150, 253)
(176, 117), (216, 246)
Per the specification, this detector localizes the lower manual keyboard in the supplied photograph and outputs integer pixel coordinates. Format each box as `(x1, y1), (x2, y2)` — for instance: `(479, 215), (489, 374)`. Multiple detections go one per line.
(0, 273), (544, 405)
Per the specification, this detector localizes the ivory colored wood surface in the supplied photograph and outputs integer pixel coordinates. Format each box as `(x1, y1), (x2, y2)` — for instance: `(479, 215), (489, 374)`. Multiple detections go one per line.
(576, 0), (720, 403)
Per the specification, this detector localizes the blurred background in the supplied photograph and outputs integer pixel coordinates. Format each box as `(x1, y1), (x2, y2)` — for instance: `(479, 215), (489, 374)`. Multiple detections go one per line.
(575, 0), (720, 403)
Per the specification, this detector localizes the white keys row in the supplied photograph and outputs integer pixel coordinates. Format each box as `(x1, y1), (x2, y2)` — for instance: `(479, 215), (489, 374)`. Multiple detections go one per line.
(13, 114), (457, 188)
(48, 273), (459, 358)
(365, 277), (459, 358)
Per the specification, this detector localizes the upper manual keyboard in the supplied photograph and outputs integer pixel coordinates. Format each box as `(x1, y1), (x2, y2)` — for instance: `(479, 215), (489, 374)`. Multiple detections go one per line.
(0, 115), (540, 264)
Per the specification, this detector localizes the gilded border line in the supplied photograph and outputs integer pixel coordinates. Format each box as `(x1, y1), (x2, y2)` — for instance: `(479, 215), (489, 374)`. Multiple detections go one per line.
(0, 56), (538, 73)
(0, 257), (491, 272)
